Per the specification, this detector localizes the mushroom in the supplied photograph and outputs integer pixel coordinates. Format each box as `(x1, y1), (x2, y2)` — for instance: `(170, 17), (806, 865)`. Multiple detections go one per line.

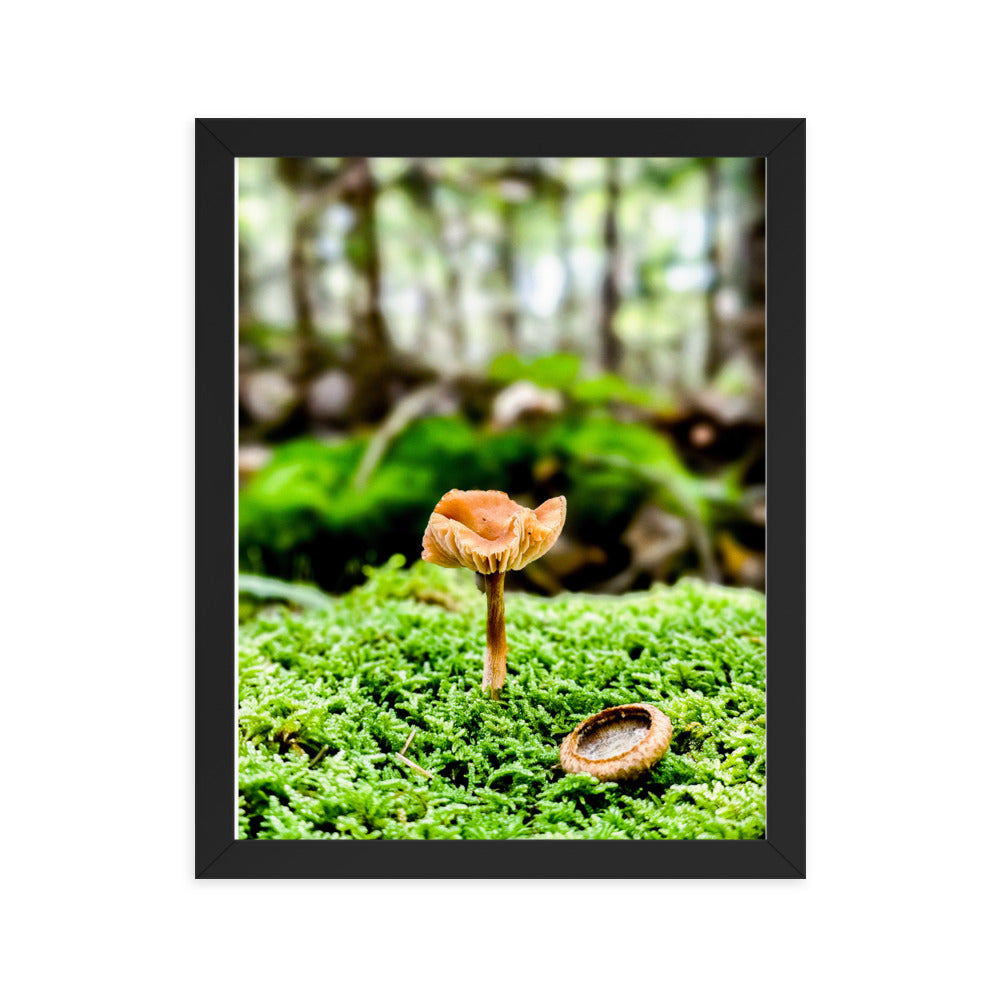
(421, 489), (566, 698)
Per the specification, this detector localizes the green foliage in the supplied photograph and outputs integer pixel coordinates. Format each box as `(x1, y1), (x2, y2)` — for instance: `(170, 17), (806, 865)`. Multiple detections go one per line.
(240, 417), (530, 589)
(544, 415), (713, 535)
(238, 574), (334, 622)
(239, 559), (765, 840)
(239, 411), (728, 590)
(488, 352), (672, 409)
(572, 373), (663, 408)
(488, 352), (581, 390)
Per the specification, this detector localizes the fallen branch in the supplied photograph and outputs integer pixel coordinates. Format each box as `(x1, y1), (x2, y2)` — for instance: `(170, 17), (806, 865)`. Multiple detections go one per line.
(351, 382), (447, 491)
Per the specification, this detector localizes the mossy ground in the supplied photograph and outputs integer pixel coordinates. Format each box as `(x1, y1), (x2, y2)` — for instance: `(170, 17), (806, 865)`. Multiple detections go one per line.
(239, 557), (766, 840)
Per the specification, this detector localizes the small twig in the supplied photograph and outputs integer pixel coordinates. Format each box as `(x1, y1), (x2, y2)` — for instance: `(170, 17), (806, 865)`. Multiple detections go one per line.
(400, 728), (416, 756)
(396, 753), (434, 779)
(351, 383), (445, 491)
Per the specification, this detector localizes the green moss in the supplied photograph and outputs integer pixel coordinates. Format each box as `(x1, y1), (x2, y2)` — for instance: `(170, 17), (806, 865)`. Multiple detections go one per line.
(238, 557), (766, 840)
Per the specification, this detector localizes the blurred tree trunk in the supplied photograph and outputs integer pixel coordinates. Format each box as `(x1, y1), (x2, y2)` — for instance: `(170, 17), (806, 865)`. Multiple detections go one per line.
(744, 157), (766, 370)
(276, 157), (361, 380)
(398, 160), (467, 363)
(275, 158), (325, 378)
(346, 157), (391, 364)
(443, 250), (466, 362)
(598, 157), (624, 372)
(413, 282), (433, 355)
(289, 211), (323, 376)
(556, 180), (577, 352)
(499, 199), (519, 351)
(429, 189), (466, 363)
(712, 156), (766, 388)
(237, 235), (254, 333)
(701, 157), (724, 379)
(342, 157), (395, 419)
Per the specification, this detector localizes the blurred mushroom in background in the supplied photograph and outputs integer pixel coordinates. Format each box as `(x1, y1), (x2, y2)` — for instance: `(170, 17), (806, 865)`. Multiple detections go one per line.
(596, 504), (689, 593)
(305, 369), (354, 423)
(490, 380), (563, 431)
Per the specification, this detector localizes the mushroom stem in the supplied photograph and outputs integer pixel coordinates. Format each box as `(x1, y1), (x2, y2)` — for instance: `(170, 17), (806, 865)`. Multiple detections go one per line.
(482, 571), (507, 698)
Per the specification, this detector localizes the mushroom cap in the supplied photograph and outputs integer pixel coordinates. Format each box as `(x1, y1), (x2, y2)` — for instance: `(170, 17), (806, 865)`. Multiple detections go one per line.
(421, 489), (567, 575)
(559, 704), (672, 782)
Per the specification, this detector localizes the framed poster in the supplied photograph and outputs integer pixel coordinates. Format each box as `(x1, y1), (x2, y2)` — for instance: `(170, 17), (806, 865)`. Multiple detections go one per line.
(197, 118), (804, 878)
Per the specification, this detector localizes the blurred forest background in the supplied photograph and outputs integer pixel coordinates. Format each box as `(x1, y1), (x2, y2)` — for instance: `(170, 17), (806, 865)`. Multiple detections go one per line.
(238, 156), (766, 597)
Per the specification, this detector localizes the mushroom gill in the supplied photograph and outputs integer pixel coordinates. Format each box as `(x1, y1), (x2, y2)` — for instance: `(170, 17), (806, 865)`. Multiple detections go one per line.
(422, 489), (566, 575)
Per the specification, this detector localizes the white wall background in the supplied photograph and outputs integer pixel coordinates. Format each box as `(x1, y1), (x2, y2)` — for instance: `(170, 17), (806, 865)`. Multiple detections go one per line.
(3, 3), (997, 998)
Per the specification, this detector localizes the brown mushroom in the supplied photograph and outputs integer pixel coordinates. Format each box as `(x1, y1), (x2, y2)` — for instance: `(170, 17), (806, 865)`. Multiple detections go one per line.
(422, 489), (566, 698)
(559, 704), (672, 781)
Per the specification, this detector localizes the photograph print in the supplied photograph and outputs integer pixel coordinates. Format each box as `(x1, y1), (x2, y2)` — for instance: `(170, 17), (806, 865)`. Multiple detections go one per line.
(234, 151), (771, 844)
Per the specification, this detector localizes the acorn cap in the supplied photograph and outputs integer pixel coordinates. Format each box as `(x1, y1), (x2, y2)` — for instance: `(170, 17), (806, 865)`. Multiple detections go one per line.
(559, 703), (672, 782)
(422, 489), (567, 576)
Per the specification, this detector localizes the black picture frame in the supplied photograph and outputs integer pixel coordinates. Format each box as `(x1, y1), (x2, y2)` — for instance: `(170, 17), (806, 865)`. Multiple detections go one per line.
(197, 118), (805, 878)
